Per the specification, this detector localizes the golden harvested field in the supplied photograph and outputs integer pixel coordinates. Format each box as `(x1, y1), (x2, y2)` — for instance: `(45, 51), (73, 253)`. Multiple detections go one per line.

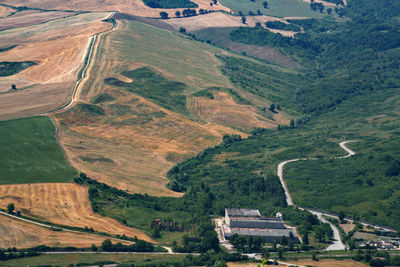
(0, 10), (77, 30)
(302, 0), (338, 6)
(189, 91), (277, 131)
(0, 214), (113, 248)
(55, 89), (243, 197)
(165, 12), (293, 32)
(0, 183), (154, 242)
(340, 223), (355, 234)
(0, 12), (111, 120)
(1, 0), (231, 18)
(0, 5), (15, 17)
(0, 82), (73, 121)
(52, 19), (266, 197)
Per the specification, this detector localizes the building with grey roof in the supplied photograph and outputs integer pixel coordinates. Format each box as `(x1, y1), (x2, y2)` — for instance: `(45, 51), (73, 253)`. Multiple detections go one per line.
(222, 208), (299, 243)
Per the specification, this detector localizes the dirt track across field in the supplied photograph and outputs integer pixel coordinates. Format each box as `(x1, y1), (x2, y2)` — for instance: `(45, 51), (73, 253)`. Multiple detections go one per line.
(0, 183), (155, 243)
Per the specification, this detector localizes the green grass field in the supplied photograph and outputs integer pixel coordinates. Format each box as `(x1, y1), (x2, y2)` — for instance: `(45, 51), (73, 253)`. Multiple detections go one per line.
(219, 0), (327, 18)
(1, 253), (185, 267)
(0, 116), (76, 184)
(101, 19), (233, 93)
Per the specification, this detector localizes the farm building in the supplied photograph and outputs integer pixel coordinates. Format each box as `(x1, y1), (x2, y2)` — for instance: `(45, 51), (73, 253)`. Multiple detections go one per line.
(222, 208), (299, 243)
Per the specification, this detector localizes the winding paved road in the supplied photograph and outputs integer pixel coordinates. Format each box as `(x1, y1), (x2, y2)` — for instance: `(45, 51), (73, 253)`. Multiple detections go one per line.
(277, 141), (357, 251)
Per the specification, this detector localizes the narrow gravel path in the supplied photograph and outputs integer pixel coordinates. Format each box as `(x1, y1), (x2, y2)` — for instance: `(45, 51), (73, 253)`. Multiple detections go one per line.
(277, 141), (357, 250)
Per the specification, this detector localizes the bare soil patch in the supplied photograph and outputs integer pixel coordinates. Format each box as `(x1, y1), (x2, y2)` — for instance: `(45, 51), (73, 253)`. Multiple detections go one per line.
(340, 223), (355, 234)
(189, 91), (276, 131)
(1, 0), (231, 18)
(0, 213), (113, 248)
(0, 183), (154, 242)
(352, 231), (379, 241)
(0, 10), (77, 31)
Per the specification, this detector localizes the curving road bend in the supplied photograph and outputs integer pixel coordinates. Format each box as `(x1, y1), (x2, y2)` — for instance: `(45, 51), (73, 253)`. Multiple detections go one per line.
(277, 141), (357, 251)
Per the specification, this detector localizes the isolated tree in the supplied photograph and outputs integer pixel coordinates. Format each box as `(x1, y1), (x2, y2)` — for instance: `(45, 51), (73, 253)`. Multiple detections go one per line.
(91, 244), (98, 251)
(101, 239), (112, 251)
(339, 211), (345, 222)
(261, 248), (270, 259)
(327, 7), (332, 14)
(7, 203), (14, 214)
(290, 119), (295, 128)
(303, 232), (309, 245)
(318, 3), (325, 13)
(209, 2), (213, 6)
(269, 103), (275, 112)
(257, 9), (263, 15)
(248, 11), (254, 16)
(179, 27), (186, 33)
(16, 210), (21, 217)
(238, 10), (243, 16)
(199, 8), (205, 14)
(263, 1), (268, 8)
(159, 11), (169, 19)
(241, 16), (246, 24)
(255, 22), (262, 27)
(11, 84), (16, 90)
(175, 10), (181, 17)
(213, 0), (217, 4)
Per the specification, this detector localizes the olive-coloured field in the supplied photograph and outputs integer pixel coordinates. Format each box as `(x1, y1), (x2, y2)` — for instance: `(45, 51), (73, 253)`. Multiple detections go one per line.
(0, 183), (154, 242)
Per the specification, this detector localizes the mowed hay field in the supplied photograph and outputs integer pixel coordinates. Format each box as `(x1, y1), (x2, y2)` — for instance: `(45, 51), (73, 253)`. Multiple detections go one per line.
(0, 0), (231, 18)
(0, 183), (154, 242)
(0, 214), (111, 248)
(55, 19), (273, 196)
(0, 116), (76, 184)
(0, 12), (111, 120)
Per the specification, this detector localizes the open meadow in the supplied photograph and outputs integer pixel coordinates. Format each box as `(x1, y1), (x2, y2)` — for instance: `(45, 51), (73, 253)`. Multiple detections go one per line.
(0, 116), (76, 184)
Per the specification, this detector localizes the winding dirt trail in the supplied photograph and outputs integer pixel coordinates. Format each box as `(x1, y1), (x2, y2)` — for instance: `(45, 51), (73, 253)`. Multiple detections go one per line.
(277, 141), (357, 251)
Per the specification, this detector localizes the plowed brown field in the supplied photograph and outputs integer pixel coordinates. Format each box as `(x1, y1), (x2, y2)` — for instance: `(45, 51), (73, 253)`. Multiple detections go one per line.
(0, 183), (154, 242)
(1, 0), (231, 18)
(0, 214), (112, 248)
